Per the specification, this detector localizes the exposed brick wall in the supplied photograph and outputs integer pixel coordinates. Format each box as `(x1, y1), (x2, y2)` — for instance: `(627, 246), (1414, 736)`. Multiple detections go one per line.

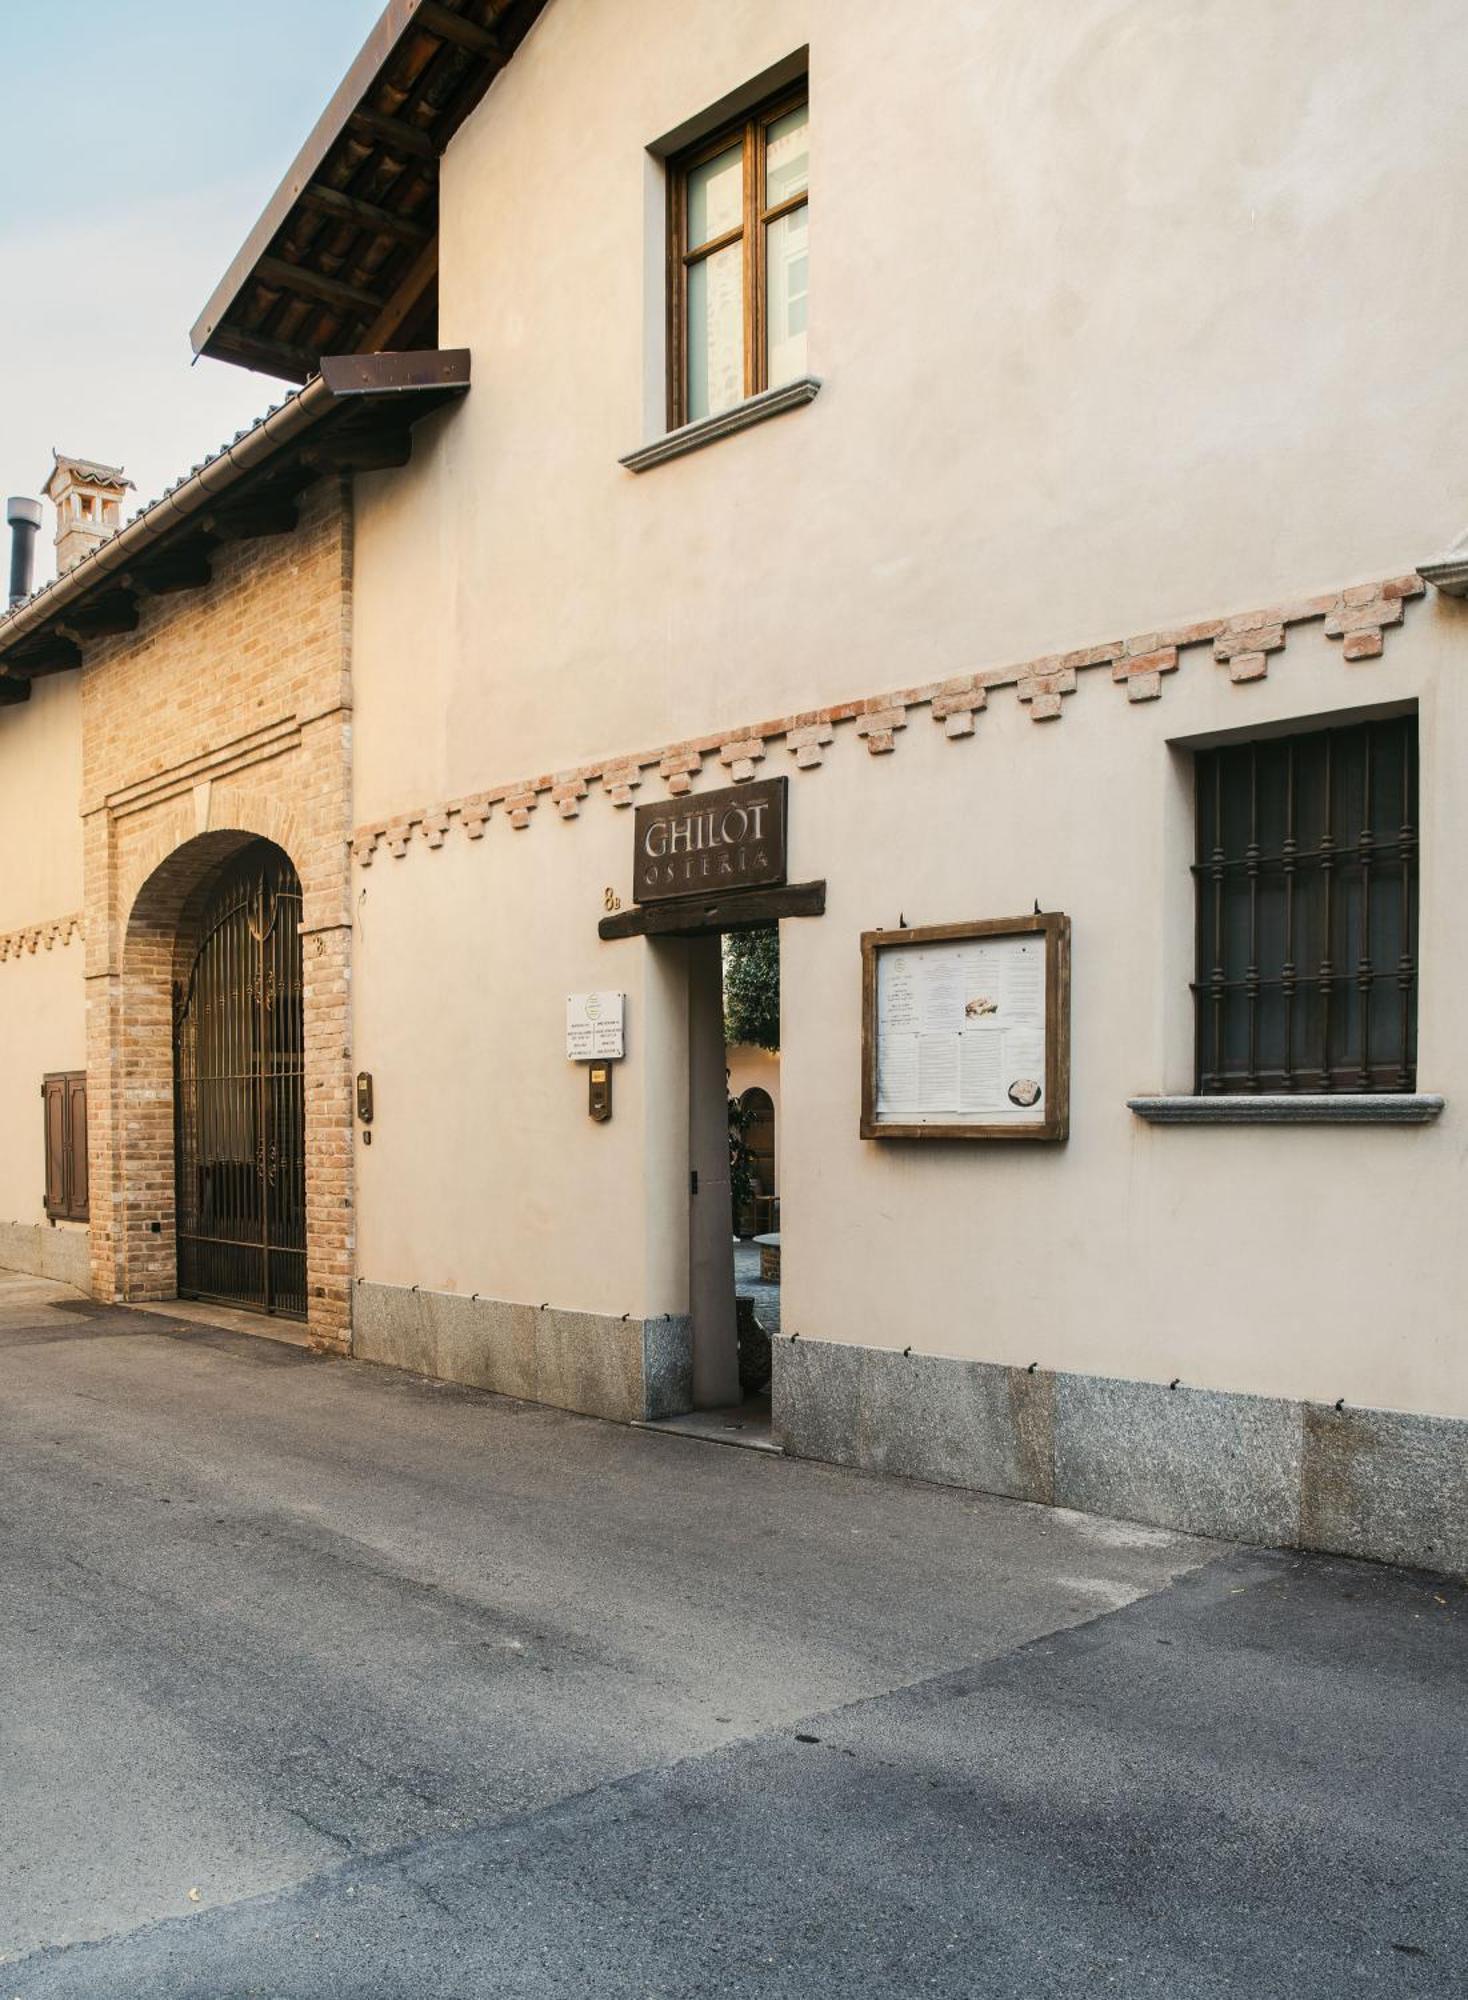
(81, 478), (354, 1351)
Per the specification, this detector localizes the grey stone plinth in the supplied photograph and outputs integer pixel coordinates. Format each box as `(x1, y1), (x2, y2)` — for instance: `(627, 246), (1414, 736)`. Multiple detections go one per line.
(769, 1333), (1467, 1573)
(619, 377), (821, 473)
(1302, 1402), (1468, 1574)
(643, 1314), (694, 1419)
(775, 1342), (1056, 1503)
(354, 1283), (692, 1425)
(1054, 1374), (1302, 1546)
(772, 1338), (866, 1468)
(1128, 1094), (1444, 1124)
(0, 1218), (91, 1290)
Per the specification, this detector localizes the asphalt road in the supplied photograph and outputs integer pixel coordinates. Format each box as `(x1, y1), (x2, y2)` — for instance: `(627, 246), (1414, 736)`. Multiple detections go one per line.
(0, 1273), (1463, 1996)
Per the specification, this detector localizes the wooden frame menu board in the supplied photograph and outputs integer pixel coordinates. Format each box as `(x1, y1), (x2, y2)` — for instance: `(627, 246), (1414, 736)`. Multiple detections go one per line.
(860, 914), (1070, 1141)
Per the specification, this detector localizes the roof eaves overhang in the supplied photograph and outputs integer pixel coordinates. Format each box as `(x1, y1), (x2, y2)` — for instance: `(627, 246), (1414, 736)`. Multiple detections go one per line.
(0, 348), (470, 699)
(191, 0), (549, 382)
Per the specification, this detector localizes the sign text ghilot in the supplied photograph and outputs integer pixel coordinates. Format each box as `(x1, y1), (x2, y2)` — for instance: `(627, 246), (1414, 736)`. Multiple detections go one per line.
(632, 776), (788, 903)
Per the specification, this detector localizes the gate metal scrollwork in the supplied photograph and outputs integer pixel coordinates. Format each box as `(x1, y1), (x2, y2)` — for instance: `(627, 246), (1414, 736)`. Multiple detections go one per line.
(173, 842), (306, 1318)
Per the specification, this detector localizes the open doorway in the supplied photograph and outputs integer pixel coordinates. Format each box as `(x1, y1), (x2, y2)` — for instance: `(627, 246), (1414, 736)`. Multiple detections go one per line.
(667, 921), (781, 1449)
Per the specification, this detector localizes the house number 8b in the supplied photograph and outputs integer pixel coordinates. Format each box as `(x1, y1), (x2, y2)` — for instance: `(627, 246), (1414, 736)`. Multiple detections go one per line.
(604, 887), (622, 912)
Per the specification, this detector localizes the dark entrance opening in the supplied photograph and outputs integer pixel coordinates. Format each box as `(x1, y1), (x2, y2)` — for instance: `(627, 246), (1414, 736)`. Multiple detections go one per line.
(173, 840), (306, 1318)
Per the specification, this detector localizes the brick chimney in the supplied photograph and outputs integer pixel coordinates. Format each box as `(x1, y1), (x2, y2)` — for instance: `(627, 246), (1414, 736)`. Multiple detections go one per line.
(42, 452), (133, 574)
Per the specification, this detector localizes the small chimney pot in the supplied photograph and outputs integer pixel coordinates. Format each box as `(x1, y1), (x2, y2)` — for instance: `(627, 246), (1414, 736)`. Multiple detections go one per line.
(6, 496), (42, 608)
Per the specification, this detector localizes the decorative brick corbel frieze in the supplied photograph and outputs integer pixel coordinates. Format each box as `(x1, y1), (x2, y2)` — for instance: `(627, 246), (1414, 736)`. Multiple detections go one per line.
(1214, 617), (1287, 684)
(1323, 575), (1424, 660)
(551, 774), (590, 820)
(659, 747), (704, 796)
(786, 717), (836, 768)
(931, 676), (988, 737)
(718, 736), (766, 783)
(599, 761), (644, 808)
(0, 912), (85, 962)
(1113, 645), (1180, 703)
(346, 566), (1428, 866)
(855, 700), (908, 754)
(504, 786), (539, 830)
(1015, 661), (1077, 721)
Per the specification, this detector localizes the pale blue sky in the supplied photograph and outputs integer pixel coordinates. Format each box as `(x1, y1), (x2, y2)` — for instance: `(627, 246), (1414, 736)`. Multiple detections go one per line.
(2, 0), (384, 581)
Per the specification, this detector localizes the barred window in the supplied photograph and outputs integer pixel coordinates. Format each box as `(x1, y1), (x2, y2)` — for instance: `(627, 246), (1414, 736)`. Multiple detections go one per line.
(1193, 717), (1418, 1093)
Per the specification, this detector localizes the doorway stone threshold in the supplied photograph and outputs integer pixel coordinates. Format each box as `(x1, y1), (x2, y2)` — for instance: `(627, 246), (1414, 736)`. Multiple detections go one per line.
(125, 1297), (313, 1350)
(634, 1403), (782, 1455)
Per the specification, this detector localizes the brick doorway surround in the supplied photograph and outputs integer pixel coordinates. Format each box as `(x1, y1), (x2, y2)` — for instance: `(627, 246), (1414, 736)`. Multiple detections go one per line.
(85, 808), (353, 1351)
(78, 482), (356, 1352)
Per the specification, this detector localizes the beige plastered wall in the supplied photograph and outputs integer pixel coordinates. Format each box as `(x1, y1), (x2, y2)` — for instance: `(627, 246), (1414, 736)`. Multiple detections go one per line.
(0, 675), (86, 1249)
(352, 598), (1467, 1421)
(346, 0), (1468, 1421)
(352, 0), (1468, 810)
(727, 1045), (780, 1197)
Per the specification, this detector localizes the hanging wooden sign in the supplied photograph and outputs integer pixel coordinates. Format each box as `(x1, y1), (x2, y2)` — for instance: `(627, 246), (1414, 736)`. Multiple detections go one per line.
(633, 777), (787, 905)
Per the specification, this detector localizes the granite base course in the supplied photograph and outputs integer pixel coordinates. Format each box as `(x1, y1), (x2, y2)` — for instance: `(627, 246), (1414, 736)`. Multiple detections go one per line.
(774, 1337), (1467, 1573)
(354, 1281), (692, 1424)
(0, 1219), (91, 1291)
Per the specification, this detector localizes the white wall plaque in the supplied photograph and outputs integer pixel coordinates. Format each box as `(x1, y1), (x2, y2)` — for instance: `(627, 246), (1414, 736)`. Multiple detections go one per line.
(566, 991), (625, 1060)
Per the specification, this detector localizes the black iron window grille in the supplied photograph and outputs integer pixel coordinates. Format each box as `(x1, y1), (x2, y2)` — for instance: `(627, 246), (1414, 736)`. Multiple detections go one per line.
(1193, 716), (1418, 1094)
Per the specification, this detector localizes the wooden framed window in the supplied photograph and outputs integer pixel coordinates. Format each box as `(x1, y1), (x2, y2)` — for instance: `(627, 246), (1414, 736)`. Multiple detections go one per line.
(1193, 717), (1418, 1093)
(668, 87), (809, 428)
(42, 1071), (89, 1223)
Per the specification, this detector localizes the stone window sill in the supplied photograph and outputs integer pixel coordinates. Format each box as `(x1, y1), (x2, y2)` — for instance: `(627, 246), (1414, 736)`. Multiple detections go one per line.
(1128, 1093), (1445, 1125)
(619, 376), (822, 473)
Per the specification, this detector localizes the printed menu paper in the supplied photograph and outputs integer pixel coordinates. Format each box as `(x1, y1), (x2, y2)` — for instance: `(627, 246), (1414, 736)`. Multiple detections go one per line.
(875, 935), (1047, 1125)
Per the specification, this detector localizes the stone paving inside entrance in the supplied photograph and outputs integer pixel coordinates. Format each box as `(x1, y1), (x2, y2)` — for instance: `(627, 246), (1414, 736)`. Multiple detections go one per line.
(734, 1235), (780, 1334)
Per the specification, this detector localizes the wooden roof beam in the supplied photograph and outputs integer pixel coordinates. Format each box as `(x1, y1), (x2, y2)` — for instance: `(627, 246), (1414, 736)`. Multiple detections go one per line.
(300, 432), (414, 474)
(348, 107), (440, 162)
(6, 635), (82, 676)
(415, 2), (504, 62)
(200, 326), (315, 384)
(122, 550), (216, 596)
(56, 592), (139, 641)
(201, 497), (302, 541)
(299, 181), (433, 244)
(357, 238), (439, 353)
(255, 255), (385, 318)
(0, 674), (31, 705)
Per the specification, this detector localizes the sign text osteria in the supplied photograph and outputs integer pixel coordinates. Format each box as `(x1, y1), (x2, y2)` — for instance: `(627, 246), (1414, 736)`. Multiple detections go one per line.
(633, 776), (787, 904)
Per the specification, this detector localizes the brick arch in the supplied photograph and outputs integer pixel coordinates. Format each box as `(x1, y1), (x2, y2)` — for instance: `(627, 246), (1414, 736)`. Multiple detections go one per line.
(106, 832), (303, 1315)
(116, 792), (305, 947)
(89, 820), (354, 1350)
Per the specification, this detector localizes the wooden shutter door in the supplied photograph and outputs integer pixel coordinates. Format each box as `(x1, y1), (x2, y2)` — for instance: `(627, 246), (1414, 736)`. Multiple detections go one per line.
(42, 1077), (67, 1218)
(66, 1074), (89, 1220)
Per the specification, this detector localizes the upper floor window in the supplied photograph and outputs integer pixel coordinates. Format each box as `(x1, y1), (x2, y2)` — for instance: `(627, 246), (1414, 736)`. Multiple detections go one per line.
(1193, 716), (1418, 1094)
(668, 88), (809, 428)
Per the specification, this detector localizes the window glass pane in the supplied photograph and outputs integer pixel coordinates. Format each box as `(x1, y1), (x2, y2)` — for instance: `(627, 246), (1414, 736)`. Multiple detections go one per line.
(687, 142), (743, 249)
(765, 103), (809, 207)
(765, 205), (808, 386)
(687, 241), (744, 421)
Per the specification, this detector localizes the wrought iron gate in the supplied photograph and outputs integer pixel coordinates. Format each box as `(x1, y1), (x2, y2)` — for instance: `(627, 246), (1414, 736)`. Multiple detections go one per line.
(174, 843), (306, 1318)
